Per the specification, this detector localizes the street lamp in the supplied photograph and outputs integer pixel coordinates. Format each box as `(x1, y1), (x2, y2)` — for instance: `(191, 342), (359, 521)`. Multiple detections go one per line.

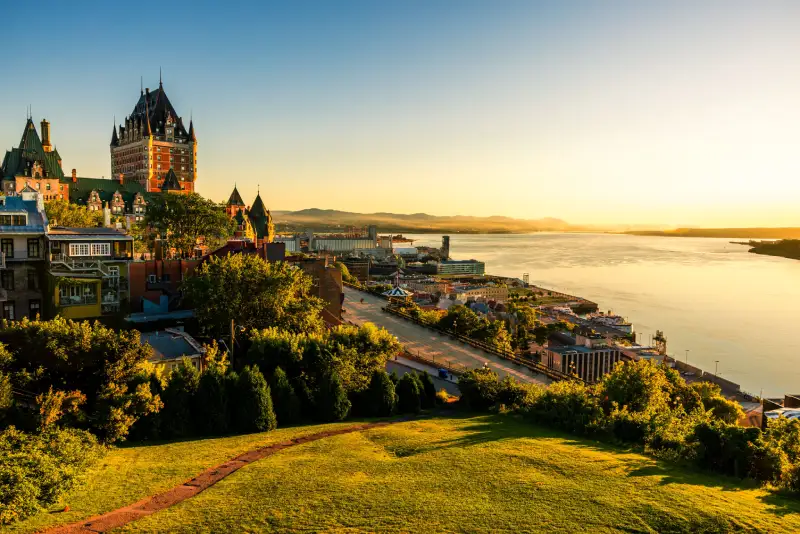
(685, 349), (689, 365)
(714, 360), (719, 379)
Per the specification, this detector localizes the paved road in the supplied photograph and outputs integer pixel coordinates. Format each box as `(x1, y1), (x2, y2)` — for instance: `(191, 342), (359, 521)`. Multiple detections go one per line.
(343, 287), (551, 386)
(386, 359), (461, 396)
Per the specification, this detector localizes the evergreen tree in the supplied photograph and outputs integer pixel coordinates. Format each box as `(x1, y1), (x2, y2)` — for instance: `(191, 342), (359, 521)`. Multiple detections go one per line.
(224, 370), (240, 427)
(270, 366), (301, 426)
(194, 366), (229, 435)
(389, 370), (400, 385)
(416, 372), (437, 409)
(160, 361), (200, 438)
(234, 366), (276, 433)
(396, 374), (422, 414)
(316, 372), (351, 422)
(367, 370), (396, 417)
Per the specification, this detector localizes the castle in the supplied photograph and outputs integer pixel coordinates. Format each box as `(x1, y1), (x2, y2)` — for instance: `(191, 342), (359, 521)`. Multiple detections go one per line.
(226, 185), (274, 246)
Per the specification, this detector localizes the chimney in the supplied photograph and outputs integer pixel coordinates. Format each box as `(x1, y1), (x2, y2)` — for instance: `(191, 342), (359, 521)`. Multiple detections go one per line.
(71, 169), (77, 183)
(41, 119), (52, 152)
(103, 202), (111, 227)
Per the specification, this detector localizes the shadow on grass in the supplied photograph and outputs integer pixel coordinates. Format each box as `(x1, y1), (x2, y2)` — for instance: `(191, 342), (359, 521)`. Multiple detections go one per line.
(757, 490), (800, 517)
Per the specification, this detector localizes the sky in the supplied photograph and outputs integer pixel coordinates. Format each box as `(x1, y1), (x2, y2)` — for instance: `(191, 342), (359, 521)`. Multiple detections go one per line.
(1, 1), (799, 227)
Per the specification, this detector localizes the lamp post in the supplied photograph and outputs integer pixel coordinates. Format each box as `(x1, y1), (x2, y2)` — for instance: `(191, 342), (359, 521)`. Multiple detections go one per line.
(714, 360), (719, 380)
(685, 349), (689, 365)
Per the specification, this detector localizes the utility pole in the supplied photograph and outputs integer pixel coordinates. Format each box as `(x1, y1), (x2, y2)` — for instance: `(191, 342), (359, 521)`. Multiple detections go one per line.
(230, 319), (235, 365)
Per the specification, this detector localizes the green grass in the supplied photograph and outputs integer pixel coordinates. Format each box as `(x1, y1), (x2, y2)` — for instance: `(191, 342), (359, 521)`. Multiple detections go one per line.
(114, 414), (800, 533)
(8, 422), (354, 533)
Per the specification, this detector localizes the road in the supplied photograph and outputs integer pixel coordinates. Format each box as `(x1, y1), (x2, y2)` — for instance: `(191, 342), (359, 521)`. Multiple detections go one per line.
(386, 358), (461, 396)
(343, 287), (551, 386)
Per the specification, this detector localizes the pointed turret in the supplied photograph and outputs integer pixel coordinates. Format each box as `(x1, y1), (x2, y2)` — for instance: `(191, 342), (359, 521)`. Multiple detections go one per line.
(160, 168), (183, 192)
(111, 124), (119, 147)
(188, 119), (196, 142)
(227, 185), (245, 208)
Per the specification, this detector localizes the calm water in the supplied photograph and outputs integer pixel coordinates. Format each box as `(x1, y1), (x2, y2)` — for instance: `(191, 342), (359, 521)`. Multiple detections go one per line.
(405, 233), (800, 396)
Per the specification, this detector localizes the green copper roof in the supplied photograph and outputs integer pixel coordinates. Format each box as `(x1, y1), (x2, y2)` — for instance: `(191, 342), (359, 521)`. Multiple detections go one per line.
(1, 119), (65, 180)
(160, 168), (183, 191)
(68, 177), (150, 211)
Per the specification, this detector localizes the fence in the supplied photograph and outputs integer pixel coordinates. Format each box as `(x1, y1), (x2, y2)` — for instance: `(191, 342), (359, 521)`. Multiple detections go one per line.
(382, 305), (580, 383)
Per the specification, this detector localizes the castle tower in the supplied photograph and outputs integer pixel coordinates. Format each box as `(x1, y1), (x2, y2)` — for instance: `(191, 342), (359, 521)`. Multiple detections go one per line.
(111, 79), (196, 193)
(40, 119), (52, 152)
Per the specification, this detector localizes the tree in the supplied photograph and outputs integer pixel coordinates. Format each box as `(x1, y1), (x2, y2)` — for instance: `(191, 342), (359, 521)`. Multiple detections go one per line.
(145, 193), (235, 257)
(194, 366), (229, 435)
(532, 325), (549, 346)
(233, 366), (276, 433)
(160, 361), (200, 439)
(416, 372), (437, 409)
(44, 199), (102, 228)
(183, 254), (325, 338)
(333, 262), (358, 284)
(599, 360), (672, 415)
(270, 366), (301, 426)
(316, 372), (351, 422)
(367, 370), (396, 417)
(438, 305), (481, 336)
(396, 374), (422, 414)
(0, 318), (160, 442)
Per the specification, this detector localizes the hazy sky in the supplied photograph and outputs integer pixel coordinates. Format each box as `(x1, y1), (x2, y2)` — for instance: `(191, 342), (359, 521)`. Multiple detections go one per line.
(1, 1), (799, 227)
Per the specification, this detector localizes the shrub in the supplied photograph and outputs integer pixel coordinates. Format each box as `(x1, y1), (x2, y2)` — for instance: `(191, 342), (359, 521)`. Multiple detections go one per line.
(599, 360), (671, 414)
(497, 377), (539, 410)
(270, 367), (301, 426)
(458, 368), (502, 411)
(396, 374), (422, 414)
(436, 388), (451, 405)
(0, 426), (103, 525)
(367, 370), (396, 417)
(316, 372), (351, 422)
(233, 366), (277, 433)
(527, 380), (603, 435)
(608, 407), (652, 444)
(194, 366), (229, 435)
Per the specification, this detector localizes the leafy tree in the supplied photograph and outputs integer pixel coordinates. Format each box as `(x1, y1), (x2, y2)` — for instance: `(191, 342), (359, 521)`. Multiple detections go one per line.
(599, 360), (672, 415)
(183, 254), (325, 338)
(145, 192), (235, 257)
(396, 374), (422, 414)
(532, 325), (549, 346)
(438, 305), (481, 336)
(194, 366), (229, 435)
(472, 319), (513, 353)
(270, 367), (301, 426)
(0, 318), (160, 442)
(0, 371), (11, 423)
(160, 361), (200, 438)
(458, 368), (502, 411)
(389, 370), (400, 385)
(367, 370), (396, 417)
(333, 262), (358, 284)
(316, 372), (351, 422)
(690, 382), (744, 424)
(233, 366), (276, 433)
(44, 199), (102, 228)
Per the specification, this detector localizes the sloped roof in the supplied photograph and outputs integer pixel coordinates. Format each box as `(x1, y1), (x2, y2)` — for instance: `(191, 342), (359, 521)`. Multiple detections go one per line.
(383, 287), (413, 297)
(67, 177), (149, 212)
(247, 193), (269, 238)
(0, 196), (46, 233)
(121, 84), (190, 141)
(227, 186), (244, 206)
(1, 119), (65, 180)
(160, 169), (183, 191)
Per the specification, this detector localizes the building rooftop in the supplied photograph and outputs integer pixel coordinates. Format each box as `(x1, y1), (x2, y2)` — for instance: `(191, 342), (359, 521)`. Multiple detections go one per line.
(0, 195), (46, 233)
(48, 227), (132, 240)
(140, 329), (203, 362)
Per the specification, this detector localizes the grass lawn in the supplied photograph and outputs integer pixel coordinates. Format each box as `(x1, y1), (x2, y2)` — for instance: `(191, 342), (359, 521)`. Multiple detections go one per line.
(8, 422), (354, 533)
(118, 414), (800, 533)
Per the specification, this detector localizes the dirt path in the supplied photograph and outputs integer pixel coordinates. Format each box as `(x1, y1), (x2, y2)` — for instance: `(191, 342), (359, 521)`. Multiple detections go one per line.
(42, 421), (395, 533)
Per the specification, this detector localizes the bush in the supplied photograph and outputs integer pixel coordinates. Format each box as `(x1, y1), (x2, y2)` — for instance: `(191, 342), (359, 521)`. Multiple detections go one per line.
(497, 377), (539, 410)
(194, 366), (229, 435)
(396, 374), (422, 414)
(689, 421), (784, 483)
(436, 388), (451, 405)
(270, 367), (302, 426)
(232, 366), (277, 433)
(0, 426), (103, 525)
(367, 370), (396, 417)
(458, 368), (501, 411)
(316, 372), (351, 422)
(527, 380), (603, 435)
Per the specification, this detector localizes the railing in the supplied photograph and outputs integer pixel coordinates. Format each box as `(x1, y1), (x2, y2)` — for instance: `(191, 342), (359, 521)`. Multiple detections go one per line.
(59, 294), (98, 306)
(383, 305), (581, 383)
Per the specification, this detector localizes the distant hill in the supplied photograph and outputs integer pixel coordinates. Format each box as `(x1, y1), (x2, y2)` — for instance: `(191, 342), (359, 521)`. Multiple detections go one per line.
(626, 227), (800, 239)
(271, 208), (574, 233)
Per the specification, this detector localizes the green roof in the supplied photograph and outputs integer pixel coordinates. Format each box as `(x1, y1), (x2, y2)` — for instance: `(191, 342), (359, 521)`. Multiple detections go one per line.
(1, 119), (65, 180)
(67, 177), (151, 211)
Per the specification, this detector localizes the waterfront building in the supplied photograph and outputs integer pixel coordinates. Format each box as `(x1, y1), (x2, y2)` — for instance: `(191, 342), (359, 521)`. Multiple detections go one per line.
(47, 227), (134, 319)
(0, 189), (47, 320)
(111, 80), (197, 193)
(2, 118), (70, 199)
(451, 284), (508, 302)
(436, 259), (486, 276)
(544, 345), (626, 383)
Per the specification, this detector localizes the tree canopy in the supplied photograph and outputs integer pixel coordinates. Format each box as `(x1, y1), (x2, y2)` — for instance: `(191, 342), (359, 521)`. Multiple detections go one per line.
(182, 253), (325, 337)
(144, 193), (234, 256)
(45, 199), (102, 228)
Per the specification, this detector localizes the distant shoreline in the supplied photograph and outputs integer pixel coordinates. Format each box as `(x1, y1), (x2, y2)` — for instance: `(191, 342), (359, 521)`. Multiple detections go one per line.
(624, 228), (800, 240)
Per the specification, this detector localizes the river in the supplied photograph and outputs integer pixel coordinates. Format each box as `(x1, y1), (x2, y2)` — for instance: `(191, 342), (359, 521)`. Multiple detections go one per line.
(403, 233), (800, 397)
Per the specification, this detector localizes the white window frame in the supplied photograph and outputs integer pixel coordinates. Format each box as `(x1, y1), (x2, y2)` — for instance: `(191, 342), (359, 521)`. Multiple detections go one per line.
(69, 243), (90, 256)
(91, 243), (111, 256)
